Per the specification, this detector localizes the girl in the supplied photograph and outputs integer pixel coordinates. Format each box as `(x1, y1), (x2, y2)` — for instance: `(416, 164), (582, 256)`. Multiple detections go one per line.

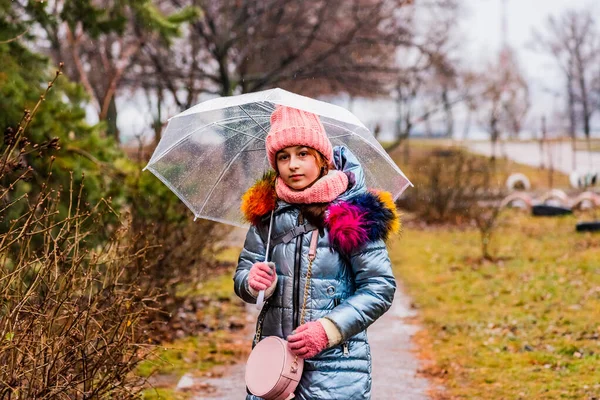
(234, 106), (399, 400)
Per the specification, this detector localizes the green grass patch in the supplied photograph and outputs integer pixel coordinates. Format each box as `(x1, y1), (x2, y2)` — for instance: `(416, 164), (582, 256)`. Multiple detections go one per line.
(137, 330), (247, 379)
(175, 268), (237, 300)
(215, 245), (243, 264)
(392, 211), (600, 399)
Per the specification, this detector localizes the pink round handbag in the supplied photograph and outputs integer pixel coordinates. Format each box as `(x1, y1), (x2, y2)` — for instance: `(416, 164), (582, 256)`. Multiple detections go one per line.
(245, 337), (303, 400)
(245, 229), (318, 400)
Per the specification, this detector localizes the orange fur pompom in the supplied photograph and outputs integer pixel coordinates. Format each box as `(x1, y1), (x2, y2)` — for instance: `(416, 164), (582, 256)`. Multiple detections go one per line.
(240, 172), (277, 225)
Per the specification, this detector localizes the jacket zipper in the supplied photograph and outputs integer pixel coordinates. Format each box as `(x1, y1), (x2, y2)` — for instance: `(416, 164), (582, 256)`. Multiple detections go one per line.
(334, 297), (350, 356)
(292, 212), (304, 329)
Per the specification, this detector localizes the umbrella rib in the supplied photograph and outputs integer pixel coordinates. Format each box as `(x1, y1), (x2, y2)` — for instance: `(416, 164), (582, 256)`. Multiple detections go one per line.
(327, 133), (353, 139)
(255, 102), (276, 113)
(198, 137), (259, 214)
(239, 105), (270, 136)
(213, 122), (266, 141)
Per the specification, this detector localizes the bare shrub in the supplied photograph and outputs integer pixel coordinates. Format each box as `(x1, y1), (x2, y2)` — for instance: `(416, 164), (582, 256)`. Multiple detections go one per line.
(470, 202), (503, 261)
(399, 148), (494, 223)
(398, 146), (506, 260)
(119, 139), (235, 340)
(0, 67), (154, 399)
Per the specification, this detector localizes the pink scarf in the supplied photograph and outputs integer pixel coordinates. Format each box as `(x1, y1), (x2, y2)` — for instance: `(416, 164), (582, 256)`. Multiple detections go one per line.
(275, 170), (349, 204)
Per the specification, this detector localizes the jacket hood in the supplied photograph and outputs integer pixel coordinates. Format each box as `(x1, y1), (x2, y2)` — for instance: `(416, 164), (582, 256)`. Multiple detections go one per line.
(331, 145), (366, 202)
(240, 146), (401, 253)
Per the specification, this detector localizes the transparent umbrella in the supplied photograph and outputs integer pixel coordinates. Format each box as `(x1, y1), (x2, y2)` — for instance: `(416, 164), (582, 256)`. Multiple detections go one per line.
(143, 88), (412, 227)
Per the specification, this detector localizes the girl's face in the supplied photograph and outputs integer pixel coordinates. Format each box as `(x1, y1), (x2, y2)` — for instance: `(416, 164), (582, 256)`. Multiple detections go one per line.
(276, 146), (322, 190)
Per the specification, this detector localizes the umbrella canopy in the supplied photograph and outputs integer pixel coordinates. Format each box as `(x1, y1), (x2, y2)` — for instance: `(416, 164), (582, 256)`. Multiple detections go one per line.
(143, 88), (412, 227)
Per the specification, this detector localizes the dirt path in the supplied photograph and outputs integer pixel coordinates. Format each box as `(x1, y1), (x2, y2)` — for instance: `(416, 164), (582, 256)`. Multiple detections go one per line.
(186, 284), (432, 399)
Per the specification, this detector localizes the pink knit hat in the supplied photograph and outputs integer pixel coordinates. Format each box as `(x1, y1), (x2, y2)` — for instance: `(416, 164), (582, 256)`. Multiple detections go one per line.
(265, 106), (333, 169)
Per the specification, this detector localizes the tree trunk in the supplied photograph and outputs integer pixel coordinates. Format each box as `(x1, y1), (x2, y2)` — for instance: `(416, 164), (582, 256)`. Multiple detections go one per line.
(571, 134), (577, 171)
(539, 116), (546, 170)
(575, 54), (592, 141)
(489, 112), (499, 169)
(105, 97), (119, 143)
(153, 88), (164, 148)
(442, 88), (454, 138)
(424, 114), (432, 138)
(403, 139), (411, 165)
(463, 108), (472, 140)
(218, 52), (232, 97)
(567, 70), (577, 170)
(481, 231), (490, 261)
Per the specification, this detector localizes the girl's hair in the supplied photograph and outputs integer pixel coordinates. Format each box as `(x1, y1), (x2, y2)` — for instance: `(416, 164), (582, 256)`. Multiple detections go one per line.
(306, 148), (329, 177)
(275, 147), (329, 177)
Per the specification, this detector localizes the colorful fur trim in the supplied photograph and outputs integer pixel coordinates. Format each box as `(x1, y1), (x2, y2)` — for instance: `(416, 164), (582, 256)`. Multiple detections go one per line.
(325, 203), (368, 255)
(240, 173), (401, 252)
(368, 189), (401, 237)
(241, 171), (277, 226)
(326, 190), (401, 252)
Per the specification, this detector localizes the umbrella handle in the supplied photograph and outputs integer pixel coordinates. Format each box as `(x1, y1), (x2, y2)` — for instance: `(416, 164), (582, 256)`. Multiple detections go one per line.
(256, 290), (265, 309)
(256, 209), (275, 310)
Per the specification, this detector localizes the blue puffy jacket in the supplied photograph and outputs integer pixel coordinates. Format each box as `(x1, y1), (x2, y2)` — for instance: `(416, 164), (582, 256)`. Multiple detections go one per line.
(235, 147), (397, 400)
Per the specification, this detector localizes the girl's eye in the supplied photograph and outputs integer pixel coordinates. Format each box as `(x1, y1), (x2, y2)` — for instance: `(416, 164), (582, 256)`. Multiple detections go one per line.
(299, 151), (308, 157)
(278, 154), (289, 161)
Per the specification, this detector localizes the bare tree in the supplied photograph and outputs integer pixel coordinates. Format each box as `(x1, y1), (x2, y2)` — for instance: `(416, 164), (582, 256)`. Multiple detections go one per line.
(532, 8), (600, 155)
(125, 0), (431, 145)
(138, 1), (411, 99)
(386, 0), (461, 154)
(502, 57), (530, 139)
(475, 49), (529, 164)
(459, 71), (480, 140)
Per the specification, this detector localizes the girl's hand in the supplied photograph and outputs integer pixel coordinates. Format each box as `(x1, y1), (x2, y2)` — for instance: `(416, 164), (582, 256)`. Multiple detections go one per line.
(248, 262), (276, 291)
(287, 321), (329, 359)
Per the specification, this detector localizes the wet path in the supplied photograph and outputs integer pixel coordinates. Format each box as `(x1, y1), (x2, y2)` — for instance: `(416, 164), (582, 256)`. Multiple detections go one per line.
(370, 282), (430, 399)
(188, 284), (431, 399)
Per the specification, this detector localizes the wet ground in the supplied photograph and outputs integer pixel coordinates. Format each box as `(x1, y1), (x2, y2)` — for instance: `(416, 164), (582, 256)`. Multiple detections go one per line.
(185, 283), (432, 399)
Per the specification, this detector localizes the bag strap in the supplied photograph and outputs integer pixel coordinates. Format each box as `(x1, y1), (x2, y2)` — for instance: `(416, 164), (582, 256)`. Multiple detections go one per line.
(252, 230), (319, 344)
(299, 230), (318, 326)
(252, 299), (270, 347)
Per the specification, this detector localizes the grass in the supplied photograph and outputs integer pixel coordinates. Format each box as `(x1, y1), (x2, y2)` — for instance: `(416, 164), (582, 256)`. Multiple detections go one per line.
(391, 211), (600, 399)
(137, 330), (247, 379)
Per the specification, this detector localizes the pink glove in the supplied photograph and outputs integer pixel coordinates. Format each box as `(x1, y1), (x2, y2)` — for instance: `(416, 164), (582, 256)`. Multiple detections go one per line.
(287, 321), (329, 359)
(248, 262), (276, 291)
